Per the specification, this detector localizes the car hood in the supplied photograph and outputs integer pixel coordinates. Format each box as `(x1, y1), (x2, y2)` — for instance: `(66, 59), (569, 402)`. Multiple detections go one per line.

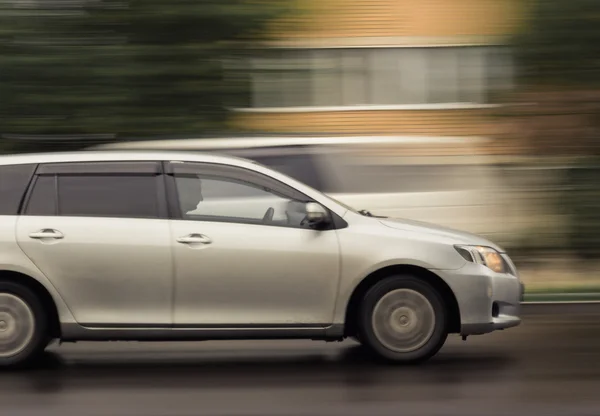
(379, 217), (504, 252)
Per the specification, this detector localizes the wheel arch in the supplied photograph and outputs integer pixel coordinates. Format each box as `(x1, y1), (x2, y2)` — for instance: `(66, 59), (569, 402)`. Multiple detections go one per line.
(0, 270), (61, 338)
(343, 264), (461, 337)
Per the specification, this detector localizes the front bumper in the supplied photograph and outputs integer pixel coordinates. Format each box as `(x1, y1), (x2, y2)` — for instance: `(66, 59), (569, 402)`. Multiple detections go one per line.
(460, 315), (521, 336)
(437, 258), (524, 336)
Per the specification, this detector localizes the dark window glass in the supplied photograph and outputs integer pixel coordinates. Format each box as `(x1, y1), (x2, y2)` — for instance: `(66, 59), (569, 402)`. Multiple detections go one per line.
(57, 175), (159, 219)
(25, 175), (57, 216)
(0, 164), (36, 215)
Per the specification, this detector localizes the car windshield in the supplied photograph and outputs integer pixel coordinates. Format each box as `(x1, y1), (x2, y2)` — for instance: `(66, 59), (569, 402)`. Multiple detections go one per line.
(319, 192), (360, 214)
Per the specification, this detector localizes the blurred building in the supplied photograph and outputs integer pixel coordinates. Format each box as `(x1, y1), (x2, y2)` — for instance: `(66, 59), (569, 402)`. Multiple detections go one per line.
(234, 0), (520, 140)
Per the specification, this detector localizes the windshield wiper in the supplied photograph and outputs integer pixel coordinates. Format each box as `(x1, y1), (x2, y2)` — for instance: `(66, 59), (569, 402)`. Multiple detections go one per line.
(358, 209), (388, 219)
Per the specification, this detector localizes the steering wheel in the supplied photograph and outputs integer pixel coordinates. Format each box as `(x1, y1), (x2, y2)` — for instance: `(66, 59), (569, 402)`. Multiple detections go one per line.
(262, 207), (275, 224)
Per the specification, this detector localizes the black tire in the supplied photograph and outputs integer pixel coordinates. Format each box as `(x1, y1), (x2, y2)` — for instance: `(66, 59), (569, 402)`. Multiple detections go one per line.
(357, 275), (448, 364)
(0, 281), (49, 368)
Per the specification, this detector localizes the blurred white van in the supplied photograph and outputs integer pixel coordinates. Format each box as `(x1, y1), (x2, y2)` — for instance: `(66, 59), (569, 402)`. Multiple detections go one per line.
(93, 135), (520, 243)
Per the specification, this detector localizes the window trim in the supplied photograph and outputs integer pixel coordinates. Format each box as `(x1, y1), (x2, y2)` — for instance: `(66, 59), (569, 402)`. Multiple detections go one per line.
(37, 161), (161, 175)
(165, 161), (343, 230)
(21, 161), (168, 220)
(165, 162), (309, 202)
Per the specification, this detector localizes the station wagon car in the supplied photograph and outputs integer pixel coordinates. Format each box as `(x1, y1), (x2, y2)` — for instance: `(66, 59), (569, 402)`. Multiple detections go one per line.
(0, 151), (522, 366)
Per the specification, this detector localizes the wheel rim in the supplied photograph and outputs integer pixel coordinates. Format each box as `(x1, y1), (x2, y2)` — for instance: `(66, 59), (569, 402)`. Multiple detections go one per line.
(371, 288), (436, 353)
(0, 294), (35, 358)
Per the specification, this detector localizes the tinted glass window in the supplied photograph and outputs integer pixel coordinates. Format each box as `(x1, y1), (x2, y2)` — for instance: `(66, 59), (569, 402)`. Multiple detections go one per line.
(175, 175), (309, 228)
(58, 175), (159, 219)
(25, 175), (57, 216)
(0, 164), (36, 215)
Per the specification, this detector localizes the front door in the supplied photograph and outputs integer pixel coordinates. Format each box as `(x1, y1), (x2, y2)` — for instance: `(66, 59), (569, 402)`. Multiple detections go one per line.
(167, 161), (341, 327)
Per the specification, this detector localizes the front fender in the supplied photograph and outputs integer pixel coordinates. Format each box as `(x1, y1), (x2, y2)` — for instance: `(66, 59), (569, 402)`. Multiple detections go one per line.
(330, 220), (467, 324)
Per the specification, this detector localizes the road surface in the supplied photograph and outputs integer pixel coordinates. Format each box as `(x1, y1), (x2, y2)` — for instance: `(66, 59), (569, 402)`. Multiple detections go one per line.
(1, 303), (600, 416)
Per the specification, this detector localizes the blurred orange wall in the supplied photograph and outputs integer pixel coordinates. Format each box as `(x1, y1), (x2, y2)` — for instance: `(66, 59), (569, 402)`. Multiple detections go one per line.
(234, 0), (523, 138)
(235, 108), (495, 136)
(270, 0), (521, 41)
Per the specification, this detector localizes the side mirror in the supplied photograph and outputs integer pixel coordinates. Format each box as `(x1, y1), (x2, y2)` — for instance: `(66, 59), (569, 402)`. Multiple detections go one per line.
(305, 202), (330, 228)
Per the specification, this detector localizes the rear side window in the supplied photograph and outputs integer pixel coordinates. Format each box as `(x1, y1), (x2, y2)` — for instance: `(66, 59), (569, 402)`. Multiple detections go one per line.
(23, 162), (163, 219)
(0, 164), (36, 215)
(25, 176), (57, 216)
(57, 175), (159, 219)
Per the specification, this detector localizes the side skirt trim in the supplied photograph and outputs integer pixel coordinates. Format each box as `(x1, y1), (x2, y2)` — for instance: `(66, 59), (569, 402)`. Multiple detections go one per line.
(60, 323), (345, 342)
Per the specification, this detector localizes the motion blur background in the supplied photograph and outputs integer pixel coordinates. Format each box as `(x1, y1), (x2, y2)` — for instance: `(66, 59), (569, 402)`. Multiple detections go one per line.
(1, 2), (600, 415)
(0, 0), (599, 296)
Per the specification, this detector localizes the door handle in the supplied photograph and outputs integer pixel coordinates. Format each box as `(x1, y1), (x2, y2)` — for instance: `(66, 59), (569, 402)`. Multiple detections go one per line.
(176, 234), (212, 245)
(29, 229), (64, 240)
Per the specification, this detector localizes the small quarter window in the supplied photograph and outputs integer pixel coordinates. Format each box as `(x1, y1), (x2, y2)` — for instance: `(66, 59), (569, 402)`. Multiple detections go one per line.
(0, 164), (36, 215)
(25, 175), (57, 216)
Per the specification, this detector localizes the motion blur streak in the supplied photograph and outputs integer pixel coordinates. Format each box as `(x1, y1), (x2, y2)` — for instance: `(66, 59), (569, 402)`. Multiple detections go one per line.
(0, 304), (598, 416)
(0, 0), (599, 414)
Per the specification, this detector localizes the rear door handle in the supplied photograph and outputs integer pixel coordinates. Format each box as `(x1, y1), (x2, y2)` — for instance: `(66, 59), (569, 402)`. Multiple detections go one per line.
(176, 234), (212, 245)
(29, 229), (64, 240)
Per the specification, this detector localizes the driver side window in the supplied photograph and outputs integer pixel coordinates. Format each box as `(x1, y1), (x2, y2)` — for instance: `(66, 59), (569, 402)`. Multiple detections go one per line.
(172, 165), (310, 228)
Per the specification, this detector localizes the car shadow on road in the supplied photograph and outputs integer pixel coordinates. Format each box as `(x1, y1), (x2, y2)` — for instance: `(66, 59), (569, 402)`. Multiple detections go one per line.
(0, 344), (518, 395)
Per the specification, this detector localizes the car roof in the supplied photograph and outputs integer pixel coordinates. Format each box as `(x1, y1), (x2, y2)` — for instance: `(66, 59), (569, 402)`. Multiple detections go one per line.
(90, 135), (489, 151)
(0, 150), (252, 167)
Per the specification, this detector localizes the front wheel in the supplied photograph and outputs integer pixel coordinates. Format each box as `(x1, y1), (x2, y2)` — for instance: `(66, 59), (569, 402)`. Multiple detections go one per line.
(357, 275), (448, 364)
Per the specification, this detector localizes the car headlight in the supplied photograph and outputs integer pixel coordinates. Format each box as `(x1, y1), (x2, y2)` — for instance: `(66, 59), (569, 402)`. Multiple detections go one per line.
(454, 245), (507, 274)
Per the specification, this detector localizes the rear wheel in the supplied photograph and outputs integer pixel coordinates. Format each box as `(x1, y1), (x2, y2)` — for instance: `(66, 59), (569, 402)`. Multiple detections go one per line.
(357, 275), (448, 363)
(0, 282), (49, 367)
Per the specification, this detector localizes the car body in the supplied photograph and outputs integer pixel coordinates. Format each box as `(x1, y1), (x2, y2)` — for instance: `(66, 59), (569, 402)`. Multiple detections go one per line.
(0, 151), (522, 366)
(94, 135), (523, 244)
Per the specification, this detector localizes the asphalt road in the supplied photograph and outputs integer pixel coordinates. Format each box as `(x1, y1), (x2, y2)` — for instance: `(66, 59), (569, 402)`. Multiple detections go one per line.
(2, 304), (600, 416)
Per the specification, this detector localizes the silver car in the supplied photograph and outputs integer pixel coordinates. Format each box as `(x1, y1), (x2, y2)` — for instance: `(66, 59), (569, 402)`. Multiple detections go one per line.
(0, 151), (522, 367)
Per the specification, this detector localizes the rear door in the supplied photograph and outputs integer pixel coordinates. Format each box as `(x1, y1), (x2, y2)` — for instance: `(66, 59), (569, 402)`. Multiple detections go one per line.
(15, 161), (174, 327)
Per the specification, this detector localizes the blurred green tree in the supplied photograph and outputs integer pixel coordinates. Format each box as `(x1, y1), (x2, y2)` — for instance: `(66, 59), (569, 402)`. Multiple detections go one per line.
(503, 0), (600, 156)
(502, 0), (600, 258)
(0, 0), (284, 151)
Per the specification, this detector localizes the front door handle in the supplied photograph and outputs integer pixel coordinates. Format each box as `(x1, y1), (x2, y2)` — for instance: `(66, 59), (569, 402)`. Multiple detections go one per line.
(176, 234), (212, 245)
(29, 229), (64, 240)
